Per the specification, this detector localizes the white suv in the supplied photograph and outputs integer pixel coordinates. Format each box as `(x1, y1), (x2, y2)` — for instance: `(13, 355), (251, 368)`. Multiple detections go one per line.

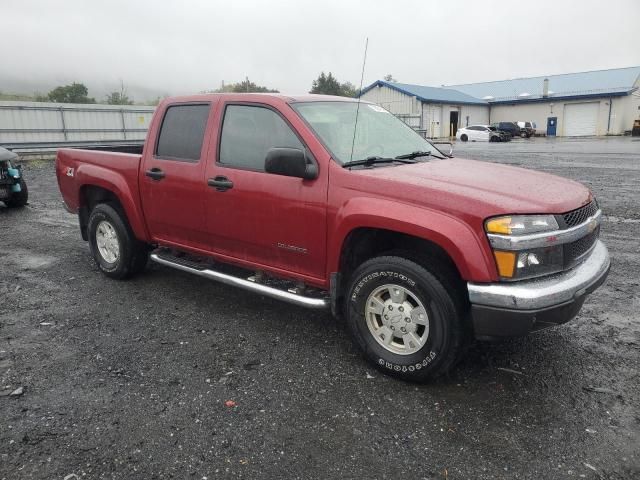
(516, 121), (536, 138)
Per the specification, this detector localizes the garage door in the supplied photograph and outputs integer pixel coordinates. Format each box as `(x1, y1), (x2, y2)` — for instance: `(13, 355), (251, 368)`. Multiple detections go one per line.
(564, 102), (599, 136)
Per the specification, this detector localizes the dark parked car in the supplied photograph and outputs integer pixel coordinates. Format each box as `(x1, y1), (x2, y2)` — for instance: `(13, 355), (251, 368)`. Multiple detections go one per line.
(488, 126), (511, 142)
(491, 122), (521, 138)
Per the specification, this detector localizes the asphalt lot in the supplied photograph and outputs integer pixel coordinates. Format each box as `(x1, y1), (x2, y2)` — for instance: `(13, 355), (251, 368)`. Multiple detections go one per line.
(1, 136), (639, 479)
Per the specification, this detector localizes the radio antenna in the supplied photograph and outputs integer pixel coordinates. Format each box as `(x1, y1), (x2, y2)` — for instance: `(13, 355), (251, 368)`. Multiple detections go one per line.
(349, 37), (368, 163)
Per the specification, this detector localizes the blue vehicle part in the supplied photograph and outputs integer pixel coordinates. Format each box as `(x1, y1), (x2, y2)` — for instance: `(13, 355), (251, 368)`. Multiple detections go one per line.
(7, 167), (21, 192)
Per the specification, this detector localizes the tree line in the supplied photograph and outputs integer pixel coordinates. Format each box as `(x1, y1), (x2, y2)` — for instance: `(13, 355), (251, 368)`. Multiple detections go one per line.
(0, 72), (398, 105)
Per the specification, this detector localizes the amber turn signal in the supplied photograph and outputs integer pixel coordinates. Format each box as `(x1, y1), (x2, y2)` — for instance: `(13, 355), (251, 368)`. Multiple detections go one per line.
(486, 217), (513, 234)
(493, 251), (516, 278)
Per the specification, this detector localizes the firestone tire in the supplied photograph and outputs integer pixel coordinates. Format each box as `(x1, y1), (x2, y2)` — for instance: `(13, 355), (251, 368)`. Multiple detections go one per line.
(345, 256), (466, 382)
(5, 179), (28, 207)
(87, 203), (148, 280)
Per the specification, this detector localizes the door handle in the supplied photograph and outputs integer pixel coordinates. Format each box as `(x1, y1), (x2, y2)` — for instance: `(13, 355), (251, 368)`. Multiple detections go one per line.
(145, 168), (165, 181)
(207, 176), (234, 192)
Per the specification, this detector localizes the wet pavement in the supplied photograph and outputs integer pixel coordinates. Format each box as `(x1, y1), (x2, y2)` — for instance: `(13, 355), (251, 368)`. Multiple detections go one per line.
(1, 136), (639, 479)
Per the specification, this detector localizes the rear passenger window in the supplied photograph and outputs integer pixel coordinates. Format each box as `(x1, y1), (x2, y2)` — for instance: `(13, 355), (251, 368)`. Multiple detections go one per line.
(156, 104), (210, 161)
(219, 105), (303, 171)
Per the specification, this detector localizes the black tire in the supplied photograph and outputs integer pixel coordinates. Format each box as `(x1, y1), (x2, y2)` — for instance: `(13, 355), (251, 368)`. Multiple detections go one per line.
(5, 179), (28, 207)
(345, 256), (466, 382)
(460, 134), (468, 142)
(87, 203), (148, 279)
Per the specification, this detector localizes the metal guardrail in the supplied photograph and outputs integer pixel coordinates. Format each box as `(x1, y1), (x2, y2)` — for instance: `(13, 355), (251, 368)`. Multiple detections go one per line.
(4, 139), (145, 156)
(0, 101), (154, 155)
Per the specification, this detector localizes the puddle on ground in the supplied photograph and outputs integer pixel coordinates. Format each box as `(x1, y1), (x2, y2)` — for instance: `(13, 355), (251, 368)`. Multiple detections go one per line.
(0, 249), (58, 270)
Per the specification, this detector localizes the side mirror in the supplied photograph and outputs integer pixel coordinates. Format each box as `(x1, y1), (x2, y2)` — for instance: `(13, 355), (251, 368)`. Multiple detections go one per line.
(432, 141), (454, 157)
(265, 147), (318, 180)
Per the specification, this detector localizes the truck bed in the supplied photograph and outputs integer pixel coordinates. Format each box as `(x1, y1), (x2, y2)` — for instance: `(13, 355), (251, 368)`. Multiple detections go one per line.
(56, 148), (143, 215)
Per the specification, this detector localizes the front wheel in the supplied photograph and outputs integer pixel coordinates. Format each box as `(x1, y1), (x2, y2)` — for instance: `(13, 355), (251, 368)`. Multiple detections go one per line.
(5, 179), (28, 207)
(345, 256), (466, 382)
(460, 134), (468, 142)
(87, 203), (148, 279)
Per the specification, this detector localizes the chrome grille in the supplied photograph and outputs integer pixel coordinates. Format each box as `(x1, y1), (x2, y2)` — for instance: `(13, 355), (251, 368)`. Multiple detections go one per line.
(564, 226), (599, 268)
(561, 200), (598, 228)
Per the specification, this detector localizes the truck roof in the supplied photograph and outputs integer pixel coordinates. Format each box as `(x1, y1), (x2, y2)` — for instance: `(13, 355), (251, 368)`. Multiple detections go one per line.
(161, 93), (361, 104)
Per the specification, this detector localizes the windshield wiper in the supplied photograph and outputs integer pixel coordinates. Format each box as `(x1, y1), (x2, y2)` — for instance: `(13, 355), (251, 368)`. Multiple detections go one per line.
(342, 156), (417, 168)
(395, 150), (432, 160)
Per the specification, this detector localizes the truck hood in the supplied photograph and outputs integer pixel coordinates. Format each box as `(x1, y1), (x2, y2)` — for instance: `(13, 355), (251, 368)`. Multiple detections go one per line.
(350, 157), (592, 218)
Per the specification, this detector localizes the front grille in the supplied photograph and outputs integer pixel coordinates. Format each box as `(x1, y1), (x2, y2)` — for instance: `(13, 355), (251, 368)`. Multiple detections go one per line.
(561, 200), (598, 228)
(563, 226), (599, 268)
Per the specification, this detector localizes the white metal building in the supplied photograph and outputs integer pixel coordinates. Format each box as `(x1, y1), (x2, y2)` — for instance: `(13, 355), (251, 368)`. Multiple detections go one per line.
(359, 81), (488, 138)
(360, 66), (640, 137)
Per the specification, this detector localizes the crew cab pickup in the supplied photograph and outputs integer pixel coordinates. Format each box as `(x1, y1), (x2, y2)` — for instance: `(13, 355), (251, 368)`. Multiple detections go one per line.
(56, 94), (610, 381)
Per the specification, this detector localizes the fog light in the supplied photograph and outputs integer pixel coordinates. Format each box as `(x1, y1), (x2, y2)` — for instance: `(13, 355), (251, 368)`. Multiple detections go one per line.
(517, 252), (540, 268)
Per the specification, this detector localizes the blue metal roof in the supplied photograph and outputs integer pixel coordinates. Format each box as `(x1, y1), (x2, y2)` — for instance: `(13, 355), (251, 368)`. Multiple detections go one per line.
(445, 66), (640, 103)
(359, 80), (487, 105)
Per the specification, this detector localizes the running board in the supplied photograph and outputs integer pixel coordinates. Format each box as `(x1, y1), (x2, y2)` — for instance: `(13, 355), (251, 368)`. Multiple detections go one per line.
(149, 253), (330, 310)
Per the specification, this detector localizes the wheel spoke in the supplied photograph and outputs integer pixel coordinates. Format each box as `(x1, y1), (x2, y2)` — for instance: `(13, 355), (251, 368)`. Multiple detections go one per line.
(379, 326), (394, 345)
(367, 297), (385, 316)
(411, 307), (428, 325)
(403, 332), (423, 350)
(389, 286), (406, 304)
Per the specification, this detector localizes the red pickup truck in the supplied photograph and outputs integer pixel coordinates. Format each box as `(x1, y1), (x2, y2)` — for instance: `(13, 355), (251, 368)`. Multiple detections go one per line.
(56, 93), (610, 381)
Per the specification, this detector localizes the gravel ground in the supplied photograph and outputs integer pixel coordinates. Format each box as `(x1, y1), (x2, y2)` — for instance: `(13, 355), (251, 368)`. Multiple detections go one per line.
(1, 137), (638, 479)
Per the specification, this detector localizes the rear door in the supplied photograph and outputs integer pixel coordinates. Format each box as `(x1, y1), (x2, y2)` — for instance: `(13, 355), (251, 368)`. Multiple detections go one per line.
(202, 101), (328, 281)
(140, 101), (215, 250)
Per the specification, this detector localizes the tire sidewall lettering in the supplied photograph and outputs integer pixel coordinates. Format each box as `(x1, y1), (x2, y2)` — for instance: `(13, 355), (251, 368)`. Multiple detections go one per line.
(351, 270), (416, 302)
(378, 351), (437, 372)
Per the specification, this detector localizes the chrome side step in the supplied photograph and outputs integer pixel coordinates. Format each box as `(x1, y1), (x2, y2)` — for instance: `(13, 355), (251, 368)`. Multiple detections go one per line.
(149, 253), (330, 310)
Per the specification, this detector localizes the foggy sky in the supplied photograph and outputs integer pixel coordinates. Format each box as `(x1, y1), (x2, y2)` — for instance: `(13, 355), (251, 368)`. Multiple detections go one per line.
(1, 0), (638, 101)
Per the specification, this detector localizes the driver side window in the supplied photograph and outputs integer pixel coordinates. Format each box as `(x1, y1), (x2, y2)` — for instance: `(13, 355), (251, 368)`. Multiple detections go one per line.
(219, 105), (304, 171)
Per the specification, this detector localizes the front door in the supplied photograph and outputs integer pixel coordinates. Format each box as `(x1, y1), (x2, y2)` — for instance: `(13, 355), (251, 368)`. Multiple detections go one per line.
(203, 103), (328, 281)
(546, 117), (557, 136)
(139, 102), (214, 250)
(449, 110), (459, 137)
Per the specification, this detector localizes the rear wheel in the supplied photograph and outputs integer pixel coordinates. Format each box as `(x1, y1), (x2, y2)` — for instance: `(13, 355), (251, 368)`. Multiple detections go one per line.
(345, 256), (466, 382)
(87, 203), (148, 279)
(460, 134), (468, 142)
(5, 179), (28, 207)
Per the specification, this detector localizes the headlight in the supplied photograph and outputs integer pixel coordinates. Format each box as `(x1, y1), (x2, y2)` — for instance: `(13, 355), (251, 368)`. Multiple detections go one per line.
(485, 215), (558, 235)
(485, 215), (563, 280)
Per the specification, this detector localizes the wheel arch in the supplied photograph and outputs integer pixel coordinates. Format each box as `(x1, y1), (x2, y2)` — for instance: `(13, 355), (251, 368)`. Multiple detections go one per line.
(73, 162), (149, 242)
(337, 227), (468, 284)
(78, 181), (149, 242)
(330, 201), (495, 283)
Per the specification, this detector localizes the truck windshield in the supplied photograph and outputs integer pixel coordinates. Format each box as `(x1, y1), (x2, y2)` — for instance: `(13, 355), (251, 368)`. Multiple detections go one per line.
(291, 101), (444, 164)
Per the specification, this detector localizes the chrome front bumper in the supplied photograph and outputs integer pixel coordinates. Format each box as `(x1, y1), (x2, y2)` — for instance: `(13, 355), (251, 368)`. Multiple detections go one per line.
(468, 240), (610, 338)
